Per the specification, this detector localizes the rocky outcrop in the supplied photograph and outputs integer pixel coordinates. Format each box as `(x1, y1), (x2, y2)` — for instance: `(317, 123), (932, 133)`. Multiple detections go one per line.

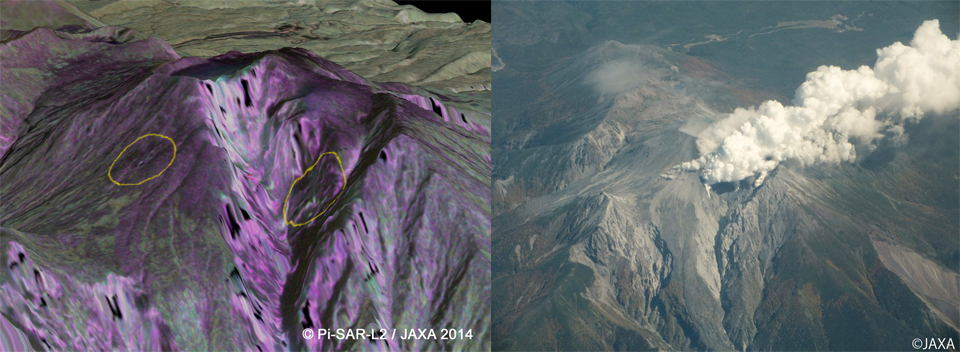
(873, 241), (960, 331)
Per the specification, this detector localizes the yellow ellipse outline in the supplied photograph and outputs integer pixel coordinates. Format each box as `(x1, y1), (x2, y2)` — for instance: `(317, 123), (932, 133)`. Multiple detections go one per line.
(283, 151), (347, 227)
(108, 133), (177, 186)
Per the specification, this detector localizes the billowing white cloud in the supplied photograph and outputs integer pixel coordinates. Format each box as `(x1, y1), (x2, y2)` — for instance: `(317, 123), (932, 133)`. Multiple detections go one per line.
(674, 19), (960, 186)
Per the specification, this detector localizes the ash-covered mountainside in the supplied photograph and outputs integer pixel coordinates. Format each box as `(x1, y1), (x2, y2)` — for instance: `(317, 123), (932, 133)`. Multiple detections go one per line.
(492, 13), (958, 352)
(0, 25), (490, 351)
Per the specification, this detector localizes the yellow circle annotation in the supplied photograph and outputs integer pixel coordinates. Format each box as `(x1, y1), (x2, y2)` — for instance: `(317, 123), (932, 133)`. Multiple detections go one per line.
(283, 151), (347, 227)
(108, 133), (178, 186)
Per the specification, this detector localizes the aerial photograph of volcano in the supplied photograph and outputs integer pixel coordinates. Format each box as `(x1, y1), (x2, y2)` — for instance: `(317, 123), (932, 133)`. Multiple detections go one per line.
(0, 0), (490, 350)
(492, 1), (958, 351)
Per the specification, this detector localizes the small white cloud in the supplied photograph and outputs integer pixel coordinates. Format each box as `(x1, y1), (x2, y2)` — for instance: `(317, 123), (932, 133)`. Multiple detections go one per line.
(586, 60), (660, 95)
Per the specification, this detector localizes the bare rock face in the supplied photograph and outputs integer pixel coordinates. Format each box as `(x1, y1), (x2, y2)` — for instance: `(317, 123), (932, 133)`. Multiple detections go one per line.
(872, 241), (960, 332)
(1, 23), (490, 351)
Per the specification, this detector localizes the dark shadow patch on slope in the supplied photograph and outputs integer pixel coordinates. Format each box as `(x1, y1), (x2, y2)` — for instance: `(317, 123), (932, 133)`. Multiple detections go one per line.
(711, 181), (738, 195)
(222, 204), (242, 240)
(240, 79), (252, 107)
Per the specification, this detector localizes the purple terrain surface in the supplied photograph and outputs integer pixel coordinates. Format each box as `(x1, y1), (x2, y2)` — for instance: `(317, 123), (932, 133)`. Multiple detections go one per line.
(0, 25), (490, 351)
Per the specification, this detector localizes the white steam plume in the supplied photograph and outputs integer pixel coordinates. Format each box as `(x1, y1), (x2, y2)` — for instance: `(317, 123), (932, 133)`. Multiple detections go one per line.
(673, 19), (960, 186)
(587, 60), (662, 95)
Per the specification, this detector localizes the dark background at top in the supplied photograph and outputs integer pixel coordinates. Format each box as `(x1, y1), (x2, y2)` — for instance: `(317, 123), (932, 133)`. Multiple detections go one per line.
(394, 1), (491, 23)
